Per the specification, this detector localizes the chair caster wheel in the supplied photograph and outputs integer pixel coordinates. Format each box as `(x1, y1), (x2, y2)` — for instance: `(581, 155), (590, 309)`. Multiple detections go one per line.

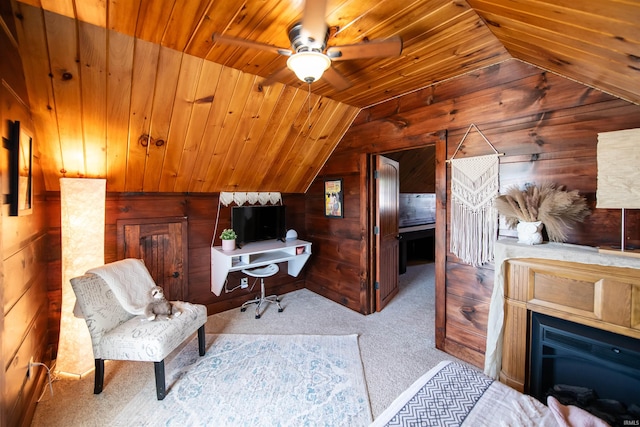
(278, 308), (284, 313)
(241, 307), (247, 312)
(255, 314), (261, 319)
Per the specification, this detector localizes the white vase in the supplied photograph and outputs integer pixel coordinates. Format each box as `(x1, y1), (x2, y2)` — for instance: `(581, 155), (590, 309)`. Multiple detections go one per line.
(517, 221), (543, 245)
(221, 239), (236, 252)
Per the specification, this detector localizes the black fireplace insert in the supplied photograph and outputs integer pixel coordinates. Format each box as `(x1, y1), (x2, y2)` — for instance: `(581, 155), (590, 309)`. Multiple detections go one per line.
(530, 312), (640, 426)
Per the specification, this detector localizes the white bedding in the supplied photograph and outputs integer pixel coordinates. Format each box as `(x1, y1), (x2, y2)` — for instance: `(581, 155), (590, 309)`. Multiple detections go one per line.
(370, 361), (559, 427)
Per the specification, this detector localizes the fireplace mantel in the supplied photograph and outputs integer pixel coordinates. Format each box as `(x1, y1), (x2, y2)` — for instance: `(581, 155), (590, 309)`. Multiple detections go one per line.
(484, 240), (640, 389)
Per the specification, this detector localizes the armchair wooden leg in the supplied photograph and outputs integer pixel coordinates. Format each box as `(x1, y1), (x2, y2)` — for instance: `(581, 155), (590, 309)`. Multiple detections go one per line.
(198, 325), (206, 356)
(154, 360), (166, 400)
(94, 359), (104, 394)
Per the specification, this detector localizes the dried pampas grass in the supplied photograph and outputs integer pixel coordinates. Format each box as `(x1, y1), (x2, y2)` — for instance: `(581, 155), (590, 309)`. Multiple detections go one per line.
(495, 182), (590, 242)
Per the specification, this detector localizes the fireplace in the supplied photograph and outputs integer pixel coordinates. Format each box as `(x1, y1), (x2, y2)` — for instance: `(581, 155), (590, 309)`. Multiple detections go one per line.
(530, 312), (640, 425)
(485, 242), (640, 399)
(484, 242), (640, 425)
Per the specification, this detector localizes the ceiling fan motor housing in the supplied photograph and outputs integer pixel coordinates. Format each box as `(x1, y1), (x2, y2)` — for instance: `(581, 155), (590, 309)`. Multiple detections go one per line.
(288, 22), (329, 53)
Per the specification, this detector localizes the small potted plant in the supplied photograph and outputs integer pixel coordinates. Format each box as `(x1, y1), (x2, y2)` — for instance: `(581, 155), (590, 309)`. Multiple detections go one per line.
(220, 228), (237, 252)
(494, 182), (590, 244)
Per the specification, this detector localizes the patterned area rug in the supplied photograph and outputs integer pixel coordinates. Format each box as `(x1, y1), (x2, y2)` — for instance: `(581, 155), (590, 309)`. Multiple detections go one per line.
(114, 334), (372, 426)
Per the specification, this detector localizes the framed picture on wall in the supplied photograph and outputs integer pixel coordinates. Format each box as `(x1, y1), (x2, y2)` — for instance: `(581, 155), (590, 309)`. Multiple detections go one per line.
(8, 120), (33, 216)
(324, 178), (343, 218)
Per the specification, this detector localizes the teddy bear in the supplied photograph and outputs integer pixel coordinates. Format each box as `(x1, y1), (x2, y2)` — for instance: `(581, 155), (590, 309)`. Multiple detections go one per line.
(144, 286), (182, 320)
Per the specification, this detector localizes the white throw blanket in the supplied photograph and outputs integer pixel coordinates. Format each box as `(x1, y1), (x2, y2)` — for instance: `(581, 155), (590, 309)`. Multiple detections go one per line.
(87, 258), (156, 315)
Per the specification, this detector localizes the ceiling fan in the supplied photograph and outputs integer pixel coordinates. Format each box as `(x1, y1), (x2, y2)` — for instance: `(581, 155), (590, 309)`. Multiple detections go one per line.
(211, 0), (403, 91)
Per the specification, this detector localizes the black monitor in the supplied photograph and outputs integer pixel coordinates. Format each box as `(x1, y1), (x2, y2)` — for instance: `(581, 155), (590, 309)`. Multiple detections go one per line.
(231, 205), (286, 246)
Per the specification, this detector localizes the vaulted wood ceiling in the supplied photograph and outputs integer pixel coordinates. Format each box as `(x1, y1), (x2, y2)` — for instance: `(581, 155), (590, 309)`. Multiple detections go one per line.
(9, 0), (640, 193)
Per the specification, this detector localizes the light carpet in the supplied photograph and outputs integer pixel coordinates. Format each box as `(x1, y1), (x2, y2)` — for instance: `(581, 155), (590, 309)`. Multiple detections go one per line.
(113, 333), (372, 426)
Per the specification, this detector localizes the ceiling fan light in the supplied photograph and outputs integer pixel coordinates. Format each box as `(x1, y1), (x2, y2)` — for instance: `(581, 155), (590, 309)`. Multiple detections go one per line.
(287, 51), (331, 84)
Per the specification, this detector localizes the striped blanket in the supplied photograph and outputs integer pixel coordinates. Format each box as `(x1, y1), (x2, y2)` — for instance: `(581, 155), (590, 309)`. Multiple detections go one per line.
(370, 361), (558, 427)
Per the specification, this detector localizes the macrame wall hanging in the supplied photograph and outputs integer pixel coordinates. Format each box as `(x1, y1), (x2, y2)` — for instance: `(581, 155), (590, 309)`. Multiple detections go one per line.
(447, 124), (504, 267)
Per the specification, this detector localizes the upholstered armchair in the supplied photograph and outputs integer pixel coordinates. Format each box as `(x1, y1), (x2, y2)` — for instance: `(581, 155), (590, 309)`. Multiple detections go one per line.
(70, 258), (208, 400)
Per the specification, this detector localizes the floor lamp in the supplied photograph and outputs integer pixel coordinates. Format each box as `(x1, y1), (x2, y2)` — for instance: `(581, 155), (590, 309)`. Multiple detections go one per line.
(596, 128), (640, 255)
(56, 178), (106, 377)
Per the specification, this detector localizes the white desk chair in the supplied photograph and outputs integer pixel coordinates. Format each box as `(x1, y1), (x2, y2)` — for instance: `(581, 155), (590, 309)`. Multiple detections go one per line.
(241, 263), (283, 319)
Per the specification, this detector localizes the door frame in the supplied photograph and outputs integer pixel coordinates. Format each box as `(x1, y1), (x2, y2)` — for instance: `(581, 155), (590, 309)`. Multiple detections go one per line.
(365, 132), (447, 323)
(434, 131), (447, 349)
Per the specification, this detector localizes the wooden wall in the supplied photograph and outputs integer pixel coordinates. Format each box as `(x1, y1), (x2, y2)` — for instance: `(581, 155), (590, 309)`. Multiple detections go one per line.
(386, 147), (436, 194)
(304, 165), (368, 313)
(304, 59), (640, 368)
(1, 1), (50, 425)
(44, 192), (308, 358)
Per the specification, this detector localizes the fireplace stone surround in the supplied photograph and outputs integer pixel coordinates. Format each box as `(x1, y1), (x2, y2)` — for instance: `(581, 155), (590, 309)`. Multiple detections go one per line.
(485, 240), (640, 392)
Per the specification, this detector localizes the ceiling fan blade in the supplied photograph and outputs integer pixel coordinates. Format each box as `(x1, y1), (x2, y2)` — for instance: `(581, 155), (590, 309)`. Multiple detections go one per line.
(212, 33), (292, 56)
(260, 67), (293, 87)
(323, 67), (352, 91)
(301, 0), (328, 50)
(326, 36), (403, 61)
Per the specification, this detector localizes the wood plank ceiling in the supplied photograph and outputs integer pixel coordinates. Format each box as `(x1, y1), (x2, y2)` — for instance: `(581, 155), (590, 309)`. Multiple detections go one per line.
(10, 0), (640, 193)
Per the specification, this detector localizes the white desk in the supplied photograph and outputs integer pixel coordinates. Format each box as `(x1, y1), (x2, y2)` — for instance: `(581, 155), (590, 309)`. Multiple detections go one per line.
(210, 239), (312, 296)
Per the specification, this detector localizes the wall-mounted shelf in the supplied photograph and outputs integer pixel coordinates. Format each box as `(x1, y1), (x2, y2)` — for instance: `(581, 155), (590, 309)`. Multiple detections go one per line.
(210, 239), (312, 296)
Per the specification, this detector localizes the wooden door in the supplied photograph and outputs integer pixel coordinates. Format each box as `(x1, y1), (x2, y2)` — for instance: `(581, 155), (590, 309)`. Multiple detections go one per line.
(116, 216), (188, 301)
(375, 155), (400, 311)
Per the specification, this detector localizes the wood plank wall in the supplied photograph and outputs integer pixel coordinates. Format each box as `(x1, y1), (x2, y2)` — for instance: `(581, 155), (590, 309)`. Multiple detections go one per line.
(1, 3), (50, 425)
(386, 147), (436, 194)
(304, 59), (640, 368)
(305, 161), (368, 313)
(44, 192), (308, 358)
